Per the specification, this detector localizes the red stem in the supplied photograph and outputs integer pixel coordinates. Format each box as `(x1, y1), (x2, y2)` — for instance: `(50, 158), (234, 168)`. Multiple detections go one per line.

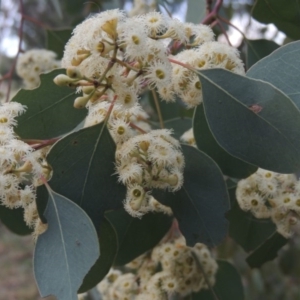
(217, 20), (232, 46)
(30, 137), (60, 150)
(201, 0), (223, 25)
(168, 58), (194, 71)
(129, 122), (147, 134)
(22, 14), (52, 29)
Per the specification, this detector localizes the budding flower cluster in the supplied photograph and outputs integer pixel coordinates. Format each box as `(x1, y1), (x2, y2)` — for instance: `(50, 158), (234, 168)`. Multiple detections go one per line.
(54, 9), (245, 219)
(115, 129), (184, 218)
(236, 168), (300, 238)
(0, 102), (50, 239)
(96, 236), (218, 299)
(57, 8), (244, 114)
(16, 49), (60, 89)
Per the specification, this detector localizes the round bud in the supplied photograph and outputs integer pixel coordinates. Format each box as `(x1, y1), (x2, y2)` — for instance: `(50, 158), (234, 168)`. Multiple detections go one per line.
(71, 53), (89, 66)
(74, 94), (91, 109)
(53, 74), (75, 86)
(82, 86), (95, 95)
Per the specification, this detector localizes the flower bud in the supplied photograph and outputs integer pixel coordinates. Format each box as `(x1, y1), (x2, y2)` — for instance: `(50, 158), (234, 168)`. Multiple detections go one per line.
(95, 41), (115, 56)
(101, 19), (118, 40)
(74, 94), (91, 109)
(71, 53), (90, 66)
(66, 67), (82, 79)
(13, 160), (33, 173)
(53, 74), (78, 86)
(82, 86), (95, 95)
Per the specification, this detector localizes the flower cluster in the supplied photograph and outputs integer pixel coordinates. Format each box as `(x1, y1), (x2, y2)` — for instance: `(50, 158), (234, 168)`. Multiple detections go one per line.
(0, 102), (50, 238)
(57, 9), (244, 110)
(236, 168), (300, 237)
(96, 236), (217, 299)
(115, 129), (184, 217)
(55, 9), (244, 218)
(16, 49), (60, 89)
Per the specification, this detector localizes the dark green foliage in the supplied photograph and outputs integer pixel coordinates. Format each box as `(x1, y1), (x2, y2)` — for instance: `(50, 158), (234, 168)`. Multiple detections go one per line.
(154, 145), (230, 247)
(46, 29), (72, 59)
(193, 104), (257, 178)
(36, 185), (49, 224)
(34, 188), (99, 300)
(78, 218), (118, 293)
(106, 209), (172, 265)
(252, 0), (300, 40)
(12, 69), (86, 139)
(246, 39), (279, 69)
(0, 205), (32, 235)
(198, 68), (300, 173)
(227, 187), (276, 252)
(47, 123), (126, 229)
(246, 232), (288, 268)
(190, 260), (244, 300)
(164, 117), (192, 139)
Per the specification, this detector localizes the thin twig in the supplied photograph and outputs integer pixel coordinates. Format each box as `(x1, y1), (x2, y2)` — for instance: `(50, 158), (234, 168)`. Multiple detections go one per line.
(22, 14), (52, 29)
(217, 15), (246, 39)
(129, 122), (147, 134)
(30, 137), (60, 151)
(168, 58), (195, 72)
(217, 20), (232, 46)
(114, 58), (140, 73)
(201, 0), (223, 25)
(151, 89), (164, 129)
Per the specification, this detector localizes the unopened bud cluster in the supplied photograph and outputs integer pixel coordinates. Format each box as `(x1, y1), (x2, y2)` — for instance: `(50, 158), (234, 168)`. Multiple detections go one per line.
(236, 168), (300, 238)
(16, 49), (60, 89)
(0, 102), (50, 239)
(95, 236), (217, 299)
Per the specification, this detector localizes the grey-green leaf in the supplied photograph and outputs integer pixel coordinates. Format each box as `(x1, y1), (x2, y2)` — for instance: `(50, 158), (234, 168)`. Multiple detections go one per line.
(193, 104), (257, 178)
(12, 69), (86, 139)
(154, 145), (230, 247)
(47, 122), (126, 229)
(198, 68), (300, 173)
(186, 0), (206, 23)
(34, 188), (99, 300)
(247, 41), (300, 109)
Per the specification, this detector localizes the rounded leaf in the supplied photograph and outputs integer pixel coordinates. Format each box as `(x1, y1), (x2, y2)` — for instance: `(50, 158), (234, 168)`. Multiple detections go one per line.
(199, 68), (300, 173)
